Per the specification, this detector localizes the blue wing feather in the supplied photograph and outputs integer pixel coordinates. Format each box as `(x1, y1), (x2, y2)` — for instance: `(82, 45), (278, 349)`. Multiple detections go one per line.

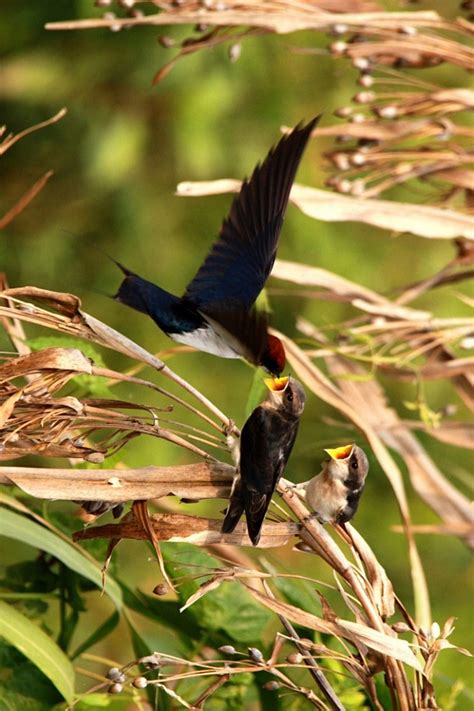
(183, 117), (319, 310)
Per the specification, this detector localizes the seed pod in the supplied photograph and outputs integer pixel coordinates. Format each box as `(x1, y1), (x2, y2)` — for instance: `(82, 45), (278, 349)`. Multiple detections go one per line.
(332, 23), (348, 35)
(228, 43), (242, 63)
(329, 41), (348, 55)
(219, 645), (237, 655)
(352, 57), (370, 71)
(358, 74), (373, 88)
(107, 667), (122, 681)
(248, 647), (264, 663)
(263, 680), (280, 691)
(334, 106), (353, 118)
(392, 621), (411, 633)
(133, 676), (148, 689)
(153, 583), (169, 596)
(286, 652), (303, 664)
(377, 105), (399, 119)
(354, 91), (375, 104)
(159, 36), (175, 48)
(108, 683), (123, 694)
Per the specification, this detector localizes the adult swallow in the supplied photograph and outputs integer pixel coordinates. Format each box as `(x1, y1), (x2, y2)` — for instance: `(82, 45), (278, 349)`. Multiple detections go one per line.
(114, 117), (319, 375)
(296, 443), (369, 524)
(222, 375), (306, 545)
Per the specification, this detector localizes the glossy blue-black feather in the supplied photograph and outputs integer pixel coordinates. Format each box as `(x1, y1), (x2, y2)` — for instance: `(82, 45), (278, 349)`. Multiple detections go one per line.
(183, 117), (320, 310)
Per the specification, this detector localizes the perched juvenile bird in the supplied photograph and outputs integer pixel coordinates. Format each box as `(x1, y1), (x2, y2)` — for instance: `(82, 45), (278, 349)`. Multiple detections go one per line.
(114, 117), (319, 375)
(222, 376), (306, 545)
(295, 443), (369, 524)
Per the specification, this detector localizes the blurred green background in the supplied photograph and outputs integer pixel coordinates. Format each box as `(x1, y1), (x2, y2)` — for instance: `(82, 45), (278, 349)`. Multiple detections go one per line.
(1, 1), (472, 708)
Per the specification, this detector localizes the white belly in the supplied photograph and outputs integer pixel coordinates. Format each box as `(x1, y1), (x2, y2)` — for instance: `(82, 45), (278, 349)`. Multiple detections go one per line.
(170, 327), (241, 359)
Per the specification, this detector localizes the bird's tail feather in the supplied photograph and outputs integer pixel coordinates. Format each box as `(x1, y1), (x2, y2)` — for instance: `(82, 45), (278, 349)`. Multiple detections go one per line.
(221, 479), (245, 534)
(244, 490), (272, 546)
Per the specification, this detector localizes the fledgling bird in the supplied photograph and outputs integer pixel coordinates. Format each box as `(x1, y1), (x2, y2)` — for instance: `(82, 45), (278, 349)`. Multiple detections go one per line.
(222, 376), (306, 545)
(113, 117), (319, 375)
(295, 443), (369, 525)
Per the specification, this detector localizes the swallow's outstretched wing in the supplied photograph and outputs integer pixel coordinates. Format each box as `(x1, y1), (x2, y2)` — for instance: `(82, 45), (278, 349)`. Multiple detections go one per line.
(183, 117), (319, 311)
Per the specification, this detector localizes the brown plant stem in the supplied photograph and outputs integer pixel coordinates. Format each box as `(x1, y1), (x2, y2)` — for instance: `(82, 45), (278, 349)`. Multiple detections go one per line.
(263, 580), (346, 711)
(279, 480), (414, 710)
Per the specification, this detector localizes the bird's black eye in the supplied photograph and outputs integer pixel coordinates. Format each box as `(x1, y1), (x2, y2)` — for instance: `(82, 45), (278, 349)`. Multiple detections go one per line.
(350, 457), (358, 470)
(286, 391), (293, 402)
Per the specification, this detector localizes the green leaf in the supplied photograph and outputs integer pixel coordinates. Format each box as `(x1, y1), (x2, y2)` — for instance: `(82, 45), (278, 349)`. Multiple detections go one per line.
(162, 543), (272, 644)
(0, 601), (74, 702)
(120, 583), (200, 647)
(0, 506), (122, 610)
(74, 693), (132, 710)
(71, 611), (120, 660)
(0, 640), (62, 711)
(244, 369), (267, 418)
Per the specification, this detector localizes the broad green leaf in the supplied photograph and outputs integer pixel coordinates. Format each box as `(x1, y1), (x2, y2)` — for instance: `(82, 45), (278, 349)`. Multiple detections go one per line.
(0, 641), (63, 711)
(0, 506), (122, 610)
(162, 543), (272, 644)
(0, 600), (74, 702)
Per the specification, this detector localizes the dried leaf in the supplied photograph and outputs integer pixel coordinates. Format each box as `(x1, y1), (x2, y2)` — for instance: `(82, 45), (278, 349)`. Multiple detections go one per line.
(74, 512), (297, 549)
(271, 259), (430, 320)
(0, 390), (23, 428)
(0, 462), (234, 503)
(325, 354), (474, 549)
(177, 180), (474, 239)
(242, 583), (423, 672)
(0, 348), (92, 382)
(345, 524), (395, 619)
(276, 331), (432, 630)
(2, 287), (81, 317)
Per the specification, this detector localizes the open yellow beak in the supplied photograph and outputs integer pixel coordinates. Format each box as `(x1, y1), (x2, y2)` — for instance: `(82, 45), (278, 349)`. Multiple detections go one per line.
(264, 375), (289, 392)
(324, 443), (354, 460)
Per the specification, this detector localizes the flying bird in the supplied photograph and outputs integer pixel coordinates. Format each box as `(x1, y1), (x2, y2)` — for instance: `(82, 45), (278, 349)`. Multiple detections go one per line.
(222, 375), (306, 545)
(114, 117), (319, 375)
(294, 443), (369, 525)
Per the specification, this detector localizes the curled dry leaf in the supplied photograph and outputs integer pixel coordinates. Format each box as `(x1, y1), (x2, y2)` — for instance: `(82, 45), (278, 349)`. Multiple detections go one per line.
(344, 523), (395, 620)
(242, 583), (423, 672)
(74, 512), (297, 550)
(271, 258), (431, 321)
(326, 355), (474, 549)
(0, 347), (92, 382)
(0, 462), (235, 503)
(0, 288), (236, 432)
(275, 331), (432, 630)
(177, 179), (474, 239)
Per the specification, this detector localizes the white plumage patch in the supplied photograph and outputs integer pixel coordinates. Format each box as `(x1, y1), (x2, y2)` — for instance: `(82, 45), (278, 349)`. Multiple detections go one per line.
(170, 326), (241, 359)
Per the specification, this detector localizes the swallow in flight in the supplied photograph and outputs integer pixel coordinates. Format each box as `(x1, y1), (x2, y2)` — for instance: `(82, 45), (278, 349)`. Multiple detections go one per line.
(114, 117), (319, 375)
(295, 443), (369, 525)
(222, 375), (306, 545)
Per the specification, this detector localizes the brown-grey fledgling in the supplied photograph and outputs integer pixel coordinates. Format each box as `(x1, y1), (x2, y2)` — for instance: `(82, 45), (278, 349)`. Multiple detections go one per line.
(295, 443), (369, 524)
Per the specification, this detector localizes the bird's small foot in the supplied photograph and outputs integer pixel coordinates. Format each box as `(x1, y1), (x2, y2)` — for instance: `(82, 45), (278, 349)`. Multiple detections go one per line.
(301, 512), (326, 525)
(284, 483), (306, 500)
(223, 419), (236, 437)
